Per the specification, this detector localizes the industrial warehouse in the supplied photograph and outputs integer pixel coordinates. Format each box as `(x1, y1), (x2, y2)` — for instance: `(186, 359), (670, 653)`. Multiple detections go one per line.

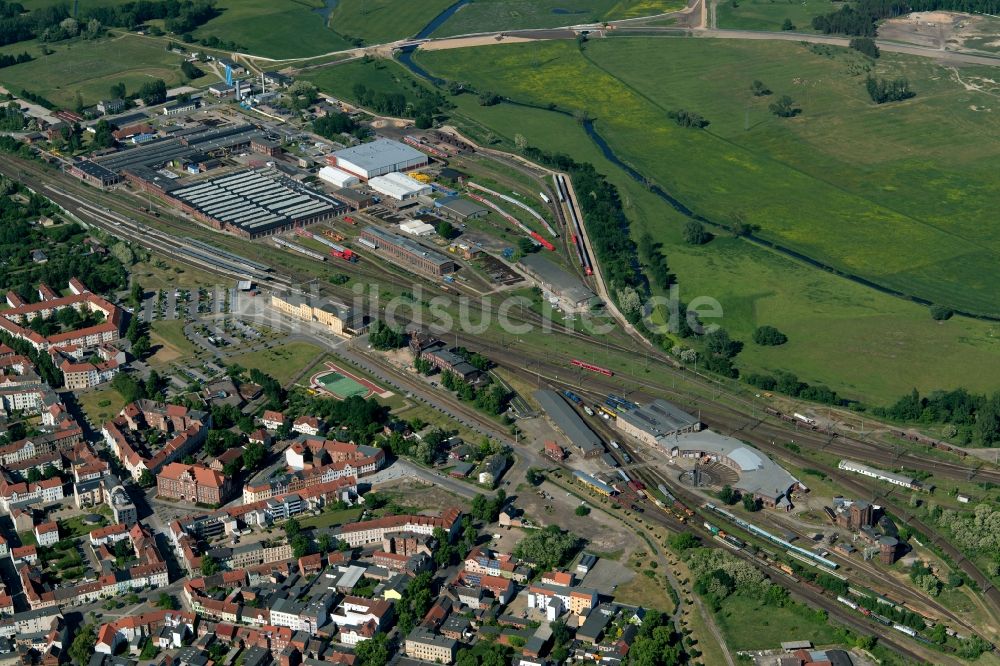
(614, 399), (702, 445)
(85, 123), (270, 191)
(520, 254), (598, 313)
(368, 171), (432, 204)
(326, 138), (428, 179)
(358, 226), (457, 277)
(170, 170), (346, 238)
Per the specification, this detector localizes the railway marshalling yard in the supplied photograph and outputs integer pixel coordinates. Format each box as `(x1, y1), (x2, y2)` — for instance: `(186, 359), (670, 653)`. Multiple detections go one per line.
(1, 0), (1000, 664)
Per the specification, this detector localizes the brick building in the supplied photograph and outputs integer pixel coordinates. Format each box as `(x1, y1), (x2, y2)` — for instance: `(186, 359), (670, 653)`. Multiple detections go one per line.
(157, 462), (233, 505)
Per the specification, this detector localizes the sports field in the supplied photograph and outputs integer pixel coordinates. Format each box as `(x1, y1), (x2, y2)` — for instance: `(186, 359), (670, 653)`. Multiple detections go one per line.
(407, 46), (1000, 402)
(0, 33), (209, 107)
(310, 361), (385, 399)
(432, 0), (685, 37)
(192, 0), (352, 59)
(316, 371), (369, 398)
(416, 38), (1000, 317)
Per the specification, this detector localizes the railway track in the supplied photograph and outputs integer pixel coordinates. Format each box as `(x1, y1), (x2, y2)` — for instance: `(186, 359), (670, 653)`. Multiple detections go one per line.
(572, 434), (944, 662)
(565, 389), (982, 659)
(2, 153), (994, 652)
(460, 329), (1000, 485)
(466, 344), (1000, 626)
(572, 387), (978, 630)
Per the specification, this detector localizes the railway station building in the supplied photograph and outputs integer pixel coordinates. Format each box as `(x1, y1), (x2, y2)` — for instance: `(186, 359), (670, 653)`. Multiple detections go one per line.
(270, 292), (369, 338)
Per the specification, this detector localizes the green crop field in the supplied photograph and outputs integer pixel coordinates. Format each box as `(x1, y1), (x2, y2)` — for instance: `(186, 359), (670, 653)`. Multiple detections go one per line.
(403, 46), (1000, 402)
(192, 0), (351, 59)
(415, 39), (1000, 317)
(327, 0), (455, 43)
(715, 0), (837, 31)
(432, 0), (685, 37)
(0, 33), (209, 107)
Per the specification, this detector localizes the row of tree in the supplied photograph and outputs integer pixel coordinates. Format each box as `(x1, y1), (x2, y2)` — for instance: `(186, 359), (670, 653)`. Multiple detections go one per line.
(810, 0), (1000, 37)
(0, 50), (30, 67)
(521, 146), (645, 309)
(0, 0), (218, 48)
(745, 369), (842, 405)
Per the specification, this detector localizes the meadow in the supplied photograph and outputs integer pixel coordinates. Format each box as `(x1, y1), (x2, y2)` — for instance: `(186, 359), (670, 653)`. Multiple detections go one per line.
(385, 46), (1000, 402)
(0, 33), (210, 107)
(302, 57), (436, 105)
(715, 0), (837, 31)
(416, 38), (1000, 317)
(230, 342), (325, 384)
(432, 0), (685, 37)
(326, 0), (456, 43)
(192, 0), (352, 59)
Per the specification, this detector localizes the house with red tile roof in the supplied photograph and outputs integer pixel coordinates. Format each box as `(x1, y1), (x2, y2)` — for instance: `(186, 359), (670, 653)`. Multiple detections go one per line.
(337, 508), (462, 548)
(262, 410), (286, 431)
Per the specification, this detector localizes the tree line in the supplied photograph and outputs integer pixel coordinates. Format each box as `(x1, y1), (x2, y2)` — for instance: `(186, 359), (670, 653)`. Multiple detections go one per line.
(521, 145), (645, 307)
(0, 0), (218, 48)
(0, 50), (30, 68)
(811, 0), (1000, 36)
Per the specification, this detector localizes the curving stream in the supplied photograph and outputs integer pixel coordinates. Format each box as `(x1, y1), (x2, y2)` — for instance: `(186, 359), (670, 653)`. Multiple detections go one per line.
(394, 39), (1000, 321)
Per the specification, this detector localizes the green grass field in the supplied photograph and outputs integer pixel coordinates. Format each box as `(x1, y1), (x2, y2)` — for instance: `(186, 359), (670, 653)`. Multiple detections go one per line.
(192, 0), (352, 59)
(149, 320), (199, 367)
(432, 0), (685, 37)
(299, 506), (364, 529)
(327, 0), (456, 43)
(714, 594), (841, 650)
(407, 46), (1000, 402)
(0, 33), (209, 107)
(416, 39), (1000, 316)
(715, 0), (837, 31)
(302, 57), (435, 106)
(76, 386), (125, 424)
(231, 342), (324, 384)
